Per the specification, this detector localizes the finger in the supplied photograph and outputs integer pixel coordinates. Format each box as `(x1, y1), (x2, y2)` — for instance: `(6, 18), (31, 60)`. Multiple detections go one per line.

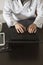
(31, 28), (35, 33)
(20, 24), (24, 28)
(28, 28), (32, 33)
(29, 29), (33, 33)
(19, 28), (22, 33)
(28, 26), (31, 33)
(16, 29), (20, 33)
(20, 24), (26, 31)
(28, 27), (34, 33)
(34, 29), (37, 33)
(30, 29), (33, 33)
(20, 27), (24, 33)
(27, 27), (31, 33)
(19, 27), (24, 33)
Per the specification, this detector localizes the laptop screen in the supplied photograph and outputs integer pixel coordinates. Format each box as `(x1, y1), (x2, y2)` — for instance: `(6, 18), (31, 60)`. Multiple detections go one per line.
(0, 33), (5, 46)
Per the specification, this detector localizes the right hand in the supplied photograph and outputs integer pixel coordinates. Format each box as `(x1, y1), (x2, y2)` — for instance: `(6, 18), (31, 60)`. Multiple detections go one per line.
(15, 23), (26, 33)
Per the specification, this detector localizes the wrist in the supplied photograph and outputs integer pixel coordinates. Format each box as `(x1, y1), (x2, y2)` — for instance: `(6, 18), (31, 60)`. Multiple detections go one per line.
(13, 22), (18, 27)
(33, 23), (37, 27)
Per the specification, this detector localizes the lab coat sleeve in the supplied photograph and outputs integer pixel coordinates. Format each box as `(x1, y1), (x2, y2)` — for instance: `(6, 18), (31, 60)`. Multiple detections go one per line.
(3, 0), (18, 28)
(33, 0), (43, 28)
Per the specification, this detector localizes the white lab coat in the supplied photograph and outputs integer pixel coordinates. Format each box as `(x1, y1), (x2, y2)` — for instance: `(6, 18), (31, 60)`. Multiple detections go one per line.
(3, 0), (43, 28)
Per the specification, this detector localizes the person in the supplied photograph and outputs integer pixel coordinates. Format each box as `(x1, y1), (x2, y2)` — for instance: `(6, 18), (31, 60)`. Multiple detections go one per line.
(3, 0), (43, 41)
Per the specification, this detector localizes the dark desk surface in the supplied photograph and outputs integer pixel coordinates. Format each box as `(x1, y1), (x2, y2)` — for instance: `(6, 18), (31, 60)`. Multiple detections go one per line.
(0, 43), (43, 65)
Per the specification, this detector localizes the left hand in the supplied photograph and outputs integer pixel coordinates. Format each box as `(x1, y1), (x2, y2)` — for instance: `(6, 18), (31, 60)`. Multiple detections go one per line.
(27, 23), (37, 33)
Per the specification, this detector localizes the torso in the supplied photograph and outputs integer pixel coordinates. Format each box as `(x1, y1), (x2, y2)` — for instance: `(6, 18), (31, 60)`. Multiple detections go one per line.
(10, 0), (36, 20)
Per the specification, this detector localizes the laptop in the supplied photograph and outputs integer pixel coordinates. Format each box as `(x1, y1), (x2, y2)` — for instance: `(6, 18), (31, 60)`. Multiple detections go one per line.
(0, 33), (5, 46)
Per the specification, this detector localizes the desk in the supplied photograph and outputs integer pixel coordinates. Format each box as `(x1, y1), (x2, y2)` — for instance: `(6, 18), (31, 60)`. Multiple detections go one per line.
(0, 43), (43, 65)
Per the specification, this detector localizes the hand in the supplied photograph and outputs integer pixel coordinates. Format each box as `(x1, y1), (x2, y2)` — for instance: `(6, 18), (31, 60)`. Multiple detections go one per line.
(27, 23), (37, 33)
(15, 23), (26, 33)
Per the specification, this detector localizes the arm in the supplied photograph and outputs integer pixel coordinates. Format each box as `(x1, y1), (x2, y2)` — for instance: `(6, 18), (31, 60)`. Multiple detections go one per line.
(33, 0), (43, 28)
(3, 0), (26, 33)
(3, 0), (18, 28)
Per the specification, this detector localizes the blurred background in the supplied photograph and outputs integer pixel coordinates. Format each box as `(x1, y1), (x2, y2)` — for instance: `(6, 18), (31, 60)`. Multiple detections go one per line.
(0, 0), (5, 10)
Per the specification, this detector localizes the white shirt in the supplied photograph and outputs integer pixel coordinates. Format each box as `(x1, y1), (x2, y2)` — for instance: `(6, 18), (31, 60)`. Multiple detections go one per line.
(3, 0), (43, 28)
